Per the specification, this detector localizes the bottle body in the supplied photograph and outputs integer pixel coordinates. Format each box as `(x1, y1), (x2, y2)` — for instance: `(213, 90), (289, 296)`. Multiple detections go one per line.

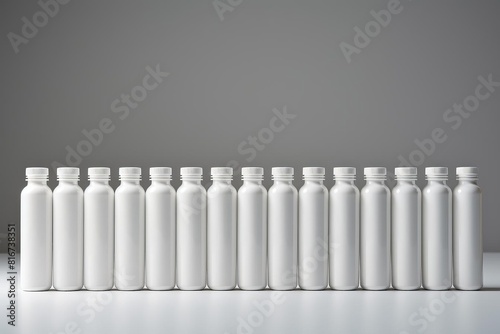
(176, 178), (207, 290)
(453, 178), (482, 290)
(329, 180), (359, 290)
(146, 180), (176, 290)
(298, 179), (328, 290)
(268, 177), (298, 290)
(360, 179), (391, 290)
(53, 181), (84, 290)
(115, 181), (145, 290)
(207, 178), (237, 290)
(238, 180), (267, 290)
(84, 180), (114, 290)
(422, 180), (452, 290)
(21, 180), (52, 291)
(392, 180), (421, 290)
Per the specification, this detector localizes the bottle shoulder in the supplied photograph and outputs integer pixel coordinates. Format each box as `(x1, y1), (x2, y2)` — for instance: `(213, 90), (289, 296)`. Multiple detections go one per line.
(454, 183), (481, 195)
(177, 183), (206, 196)
(392, 183), (421, 196)
(21, 184), (52, 197)
(84, 183), (114, 195)
(238, 183), (267, 196)
(207, 183), (236, 196)
(361, 183), (390, 195)
(269, 183), (298, 196)
(330, 183), (359, 196)
(54, 183), (83, 196)
(423, 183), (451, 195)
(115, 183), (145, 195)
(299, 183), (328, 196)
(146, 183), (175, 195)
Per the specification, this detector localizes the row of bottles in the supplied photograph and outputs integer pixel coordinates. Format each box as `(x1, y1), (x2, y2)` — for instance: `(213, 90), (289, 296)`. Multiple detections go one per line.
(20, 165), (482, 291)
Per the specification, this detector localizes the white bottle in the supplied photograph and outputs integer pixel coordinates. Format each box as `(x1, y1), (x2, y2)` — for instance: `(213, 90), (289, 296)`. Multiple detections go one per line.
(453, 167), (483, 290)
(21, 167), (52, 291)
(207, 167), (237, 290)
(329, 167), (359, 290)
(237, 167), (267, 290)
(392, 167), (421, 290)
(84, 167), (114, 290)
(146, 167), (176, 290)
(115, 167), (145, 290)
(268, 167), (298, 290)
(176, 167), (207, 290)
(53, 167), (84, 290)
(360, 167), (390, 290)
(422, 167), (452, 290)
(298, 167), (328, 290)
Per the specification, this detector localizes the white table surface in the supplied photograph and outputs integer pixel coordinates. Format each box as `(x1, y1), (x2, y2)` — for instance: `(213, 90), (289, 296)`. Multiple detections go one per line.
(1, 253), (499, 334)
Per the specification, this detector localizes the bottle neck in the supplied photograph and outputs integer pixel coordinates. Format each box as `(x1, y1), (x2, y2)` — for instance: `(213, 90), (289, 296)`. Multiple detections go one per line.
(151, 179), (171, 185)
(365, 179), (386, 185)
(89, 179), (110, 185)
(58, 179), (79, 185)
(27, 179), (48, 185)
(427, 179), (448, 185)
(458, 179), (478, 185)
(182, 179), (202, 185)
(396, 179), (416, 185)
(334, 177), (355, 185)
(303, 179), (324, 185)
(273, 179), (293, 185)
(212, 179), (232, 185)
(120, 179), (141, 185)
(242, 178), (263, 185)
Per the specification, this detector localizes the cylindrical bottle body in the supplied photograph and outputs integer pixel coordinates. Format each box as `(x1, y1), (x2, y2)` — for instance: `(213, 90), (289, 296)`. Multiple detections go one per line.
(329, 182), (359, 290)
(20, 183), (52, 291)
(298, 181), (328, 290)
(360, 182), (391, 290)
(422, 182), (452, 290)
(207, 182), (237, 290)
(392, 182), (421, 290)
(176, 183), (207, 290)
(238, 182), (267, 290)
(453, 181), (482, 290)
(146, 182), (176, 290)
(115, 182), (145, 290)
(268, 182), (298, 290)
(53, 182), (84, 290)
(84, 182), (114, 290)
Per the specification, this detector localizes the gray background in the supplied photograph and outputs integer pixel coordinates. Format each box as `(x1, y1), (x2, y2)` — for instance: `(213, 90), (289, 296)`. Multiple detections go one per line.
(0, 0), (499, 252)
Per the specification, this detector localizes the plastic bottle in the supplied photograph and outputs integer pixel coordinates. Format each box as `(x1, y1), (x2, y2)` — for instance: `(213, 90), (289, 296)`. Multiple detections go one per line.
(268, 167), (298, 290)
(115, 167), (145, 290)
(207, 167), (237, 290)
(422, 167), (452, 290)
(237, 167), (267, 290)
(146, 167), (176, 290)
(84, 167), (114, 291)
(176, 167), (207, 290)
(453, 167), (483, 290)
(20, 167), (52, 291)
(298, 167), (328, 290)
(53, 167), (84, 290)
(329, 167), (359, 290)
(392, 167), (421, 290)
(360, 167), (390, 290)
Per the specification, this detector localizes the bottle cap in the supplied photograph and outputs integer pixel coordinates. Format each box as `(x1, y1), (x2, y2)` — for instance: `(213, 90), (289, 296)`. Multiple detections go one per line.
(272, 167), (294, 176)
(303, 167), (325, 176)
(119, 167), (141, 176)
(364, 167), (386, 176)
(395, 167), (417, 176)
(57, 167), (80, 179)
(456, 167), (478, 177)
(425, 167), (448, 176)
(333, 167), (356, 176)
(26, 167), (49, 177)
(242, 167), (264, 176)
(150, 167), (172, 176)
(211, 167), (233, 175)
(180, 167), (203, 176)
(88, 167), (110, 176)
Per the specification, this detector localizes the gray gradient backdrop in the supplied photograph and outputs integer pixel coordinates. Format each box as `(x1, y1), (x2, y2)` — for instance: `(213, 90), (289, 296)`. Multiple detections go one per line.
(1, 0), (499, 252)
